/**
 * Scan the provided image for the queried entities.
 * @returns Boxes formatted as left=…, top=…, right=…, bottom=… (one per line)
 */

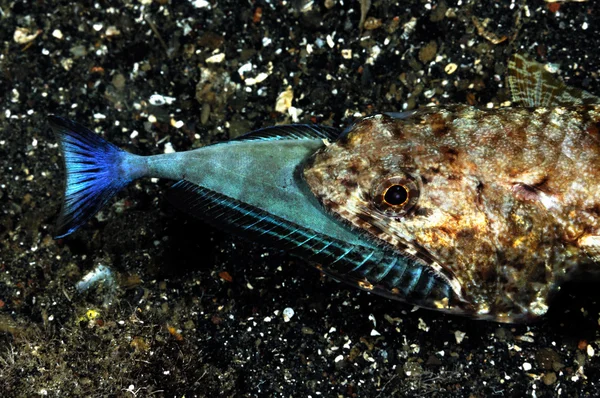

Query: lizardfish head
left=303, top=113, right=557, bottom=323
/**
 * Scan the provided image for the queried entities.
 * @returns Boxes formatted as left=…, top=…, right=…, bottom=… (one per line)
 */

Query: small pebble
left=454, top=330, right=466, bottom=344
left=275, top=87, right=294, bottom=114
left=542, top=372, right=557, bottom=386
left=445, top=63, right=458, bottom=74
left=52, top=29, right=63, bottom=40
left=201, top=103, right=211, bottom=125
left=206, top=53, right=225, bottom=64
left=282, top=307, right=294, bottom=322
left=418, top=41, right=437, bottom=63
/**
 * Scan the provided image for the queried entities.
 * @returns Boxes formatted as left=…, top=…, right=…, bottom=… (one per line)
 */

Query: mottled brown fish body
left=304, top=106, right=600, bottom=322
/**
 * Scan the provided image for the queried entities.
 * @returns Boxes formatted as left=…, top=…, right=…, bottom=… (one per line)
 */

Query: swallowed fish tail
left=49, top=116, right=145, bottom=238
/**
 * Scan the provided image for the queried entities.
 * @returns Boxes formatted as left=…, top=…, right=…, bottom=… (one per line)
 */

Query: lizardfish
left=51, top=54, right=600, bottom=323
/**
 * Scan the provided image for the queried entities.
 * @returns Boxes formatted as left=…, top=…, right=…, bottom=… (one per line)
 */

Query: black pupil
left=384, top=185, right=408, bottom=206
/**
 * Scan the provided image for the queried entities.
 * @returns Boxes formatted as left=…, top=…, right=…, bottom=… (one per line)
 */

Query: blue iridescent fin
left=49, top=116, right=137, bottom=238
left=167, top=180, right=465, bottom=310
left=233, top=124, right=340, bottom=142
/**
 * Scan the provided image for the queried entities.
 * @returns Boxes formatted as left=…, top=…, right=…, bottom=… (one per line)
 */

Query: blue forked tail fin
left=49, top=115, right=138, bottom=239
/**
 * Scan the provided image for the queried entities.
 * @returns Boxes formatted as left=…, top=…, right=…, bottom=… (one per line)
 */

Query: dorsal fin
left=233, top=124, right=340, bottom=142
left=507, top=53, right=600, bottom=107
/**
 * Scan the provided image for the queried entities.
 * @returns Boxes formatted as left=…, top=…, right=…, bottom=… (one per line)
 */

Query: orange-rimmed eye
left=372, top=175, right=419, bottom=216
left=382, top=184, right=409, bottom=206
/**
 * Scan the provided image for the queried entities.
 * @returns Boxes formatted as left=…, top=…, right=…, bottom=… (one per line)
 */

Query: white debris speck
left=93, top=113, right=106, bottom=120
left=275, top=86, right=294, bottom=114
left=334, top=355, right=344, bottom=363
left=147, top=114, right=157, bottom=123
left=263, top=316, right=272, bottom=323
left=32, top=138, right=38, bottom=147
left=246, top=282, right=254, bottom=290
left=163, top=370, right=170, bottom=375
left=326, top=34, right=335, bottom=48
left=76, top=264, right=117, bottom=307
left=262, top=37, right=272, bottom=47
left=544, top=63, right=560, bottom=74
left=288, top=106, right=302, bottom=123
left=283, top=307, right=295, bottom=322
left=418, top=318, right=429, bottom=332
left=149, top=93, right=176, bottom=106
left=582, top=22, right=589, bottom=30
left=370, top=329, right=381, bottom=336
left=517, top=335, right=535, bottom=343
left=48, top=315, right=54, bottom=321
left=190, top=0, right=210, bottom=8
left=38, top=389, right=48, bottom=396
left=171, top=120, right=184, bottom=129
left=401, top=17, right=417, bottom=39
left=366, top=45, right=381, bottom=65
left=588, top=344, right=595, bottom=357
left=11, top=88, right=19, bottom=103
left=341, top=49, right=352, bottom=59
left=163, top=142, right=175, bottom=154
left=206, top=53, right=225, bottom=64
left=130, top=131, right=139, bottom=139
left=424, top=89, right=436, bottom=99
left=238, top=62, right=253, bottom=76
left=245, top=72, right=270, bottom=86
left=52, top=29, right=63, bottom=40
left=14, top=27, right=40, bottom=44
left=93, top=23, right=103, bottom=32
left=454, top=330, right=466, bottom=344
left=61, top=57, right=74, bottom=71
left=523, top=362, right=532, bottom=371
left=445, top=63, right=458, bottom=74
left=106, top=26, right=121, bottom=36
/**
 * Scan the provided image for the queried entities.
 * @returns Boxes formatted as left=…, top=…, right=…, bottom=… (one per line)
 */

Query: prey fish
left=51, top=54, right=600, bottom=323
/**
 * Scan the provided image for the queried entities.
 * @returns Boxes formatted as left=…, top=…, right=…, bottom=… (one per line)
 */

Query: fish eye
left=372, top=175, right=419, bottom=216
left=383, top=184, right=409, bottom=206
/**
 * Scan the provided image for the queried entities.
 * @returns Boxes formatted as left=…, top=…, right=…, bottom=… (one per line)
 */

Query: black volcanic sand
left=1, top=0, right=600, bottom=396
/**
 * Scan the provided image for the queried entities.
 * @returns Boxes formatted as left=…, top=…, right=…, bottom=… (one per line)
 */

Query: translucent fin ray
left=507, top=54, right=600, bottom=107
left=233, top=124, right=340, bottom=142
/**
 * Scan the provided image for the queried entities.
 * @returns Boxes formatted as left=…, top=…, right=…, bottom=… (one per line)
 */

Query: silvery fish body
left=50, top=55, right=600, bottom=323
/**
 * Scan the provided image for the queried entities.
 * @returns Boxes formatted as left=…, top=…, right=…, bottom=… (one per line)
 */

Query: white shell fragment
left=275, top=86, right=294, bottom=114
left=206, top=53, right=225, bottom=64
left=14, top=27, right=41, bottom=44
left=149, top=94, right=176, bottom=106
